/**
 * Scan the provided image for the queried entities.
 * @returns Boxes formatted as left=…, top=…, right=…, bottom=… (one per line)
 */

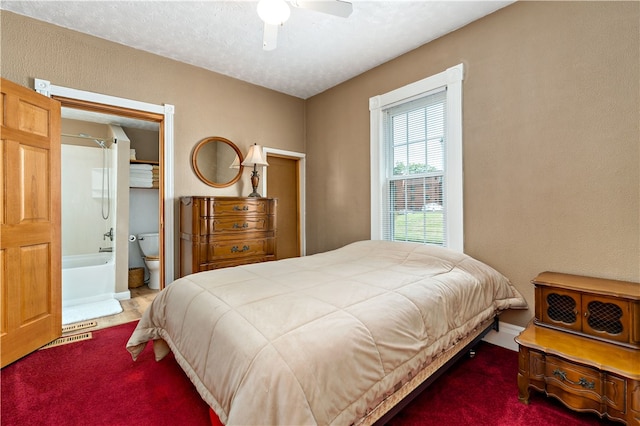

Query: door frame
left=33, top=79, right=176, bottom=285
left=262, top=147, right=306, bottom=256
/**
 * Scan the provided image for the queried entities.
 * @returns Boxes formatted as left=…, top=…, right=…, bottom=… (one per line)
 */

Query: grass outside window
left=393, top=211, right=444, bottom=245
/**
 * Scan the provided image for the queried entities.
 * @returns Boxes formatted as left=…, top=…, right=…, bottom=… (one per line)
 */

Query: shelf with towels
left=129, top=161, right=159, bottom=189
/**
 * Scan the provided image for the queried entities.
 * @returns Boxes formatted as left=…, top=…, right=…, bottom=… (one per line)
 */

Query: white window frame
left=369, top=63, right=464, bottom=251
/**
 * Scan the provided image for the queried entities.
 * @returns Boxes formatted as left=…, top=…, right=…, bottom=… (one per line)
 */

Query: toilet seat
left=145, top=255, right=159, bottom=260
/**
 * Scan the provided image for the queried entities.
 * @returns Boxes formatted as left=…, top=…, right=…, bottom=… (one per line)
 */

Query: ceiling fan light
left=257, top=0, right=291, bottom=26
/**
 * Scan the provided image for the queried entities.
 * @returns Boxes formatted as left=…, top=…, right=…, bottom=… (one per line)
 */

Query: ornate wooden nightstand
left=515, top=272, right=640, bottom=425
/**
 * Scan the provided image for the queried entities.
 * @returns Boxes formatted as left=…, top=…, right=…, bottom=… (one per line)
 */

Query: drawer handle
left=233, top=205, right=249, bottom=211
left=233, top=222, right=249, bottom=229
left=552, top=369, right=595, bottom=389
left=231, top=245, right=250, bottom=253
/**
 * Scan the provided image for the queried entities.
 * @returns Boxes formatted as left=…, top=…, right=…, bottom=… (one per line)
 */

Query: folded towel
left=129, top=170, right=153, bottom=178
left=130, top=180, right=154, bottom=188
left=130, top=163, right=153, bottom=171
left=130, top=181, right=154, bottom=188
left=130, top=176, right=154, bottom=182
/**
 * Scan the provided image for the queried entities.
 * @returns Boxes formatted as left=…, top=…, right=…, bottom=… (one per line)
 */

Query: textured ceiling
left=2, top=1, right=514, bottom=99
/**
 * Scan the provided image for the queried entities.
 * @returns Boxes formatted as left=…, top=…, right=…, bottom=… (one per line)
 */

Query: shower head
left=93, top=139, right=106, bottom=148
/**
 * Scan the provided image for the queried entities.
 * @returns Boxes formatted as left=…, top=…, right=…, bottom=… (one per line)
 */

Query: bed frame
left=365, top=316, right=500, bottom=425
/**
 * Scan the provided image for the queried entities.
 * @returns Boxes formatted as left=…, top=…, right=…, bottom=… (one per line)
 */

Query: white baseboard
left=482, top=321, right=524, bottom=352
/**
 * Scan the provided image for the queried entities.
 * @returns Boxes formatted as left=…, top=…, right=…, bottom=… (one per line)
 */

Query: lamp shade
left=242, top=144, right=269, bottom=167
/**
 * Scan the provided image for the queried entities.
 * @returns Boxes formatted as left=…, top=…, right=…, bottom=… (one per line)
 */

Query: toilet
left=137, top=232, right=160, bottom=290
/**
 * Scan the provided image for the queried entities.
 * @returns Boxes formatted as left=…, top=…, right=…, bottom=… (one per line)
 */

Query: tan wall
left=1, top=10, right=305, bottom=277
left=305, top=1, right=640, bottom=326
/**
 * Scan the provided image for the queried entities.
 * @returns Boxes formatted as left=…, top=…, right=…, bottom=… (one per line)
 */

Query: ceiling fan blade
left=291, top=1, right=353, bottom=18
left=263, top=23, right=279, bottom=51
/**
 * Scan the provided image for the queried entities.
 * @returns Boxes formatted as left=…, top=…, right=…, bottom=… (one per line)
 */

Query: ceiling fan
left=257, top=0, right=353, bottom=51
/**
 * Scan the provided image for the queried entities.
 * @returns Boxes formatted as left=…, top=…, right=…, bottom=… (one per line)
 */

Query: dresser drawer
left=198, top=238, right=275, bottom=262
left=199, top=199, right=271, bottom=216
left=200, top=256, right=274, bottom=271
left=199, top=216, right=274, bottom=234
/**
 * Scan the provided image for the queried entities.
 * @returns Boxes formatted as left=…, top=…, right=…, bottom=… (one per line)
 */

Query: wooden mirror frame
left=191, top=136, right=244, bottom=188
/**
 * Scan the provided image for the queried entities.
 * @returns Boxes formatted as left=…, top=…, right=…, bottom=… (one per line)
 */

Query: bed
left=126, top=240, right=527, bottom=425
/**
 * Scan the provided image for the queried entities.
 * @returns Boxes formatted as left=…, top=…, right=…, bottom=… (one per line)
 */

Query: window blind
left=381, top=89, right=447, bottom=246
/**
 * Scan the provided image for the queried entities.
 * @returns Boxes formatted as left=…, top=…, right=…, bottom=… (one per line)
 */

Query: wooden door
left=266, top=155, right=300, bottom=259
left=1, top=78, right=62, bottom=367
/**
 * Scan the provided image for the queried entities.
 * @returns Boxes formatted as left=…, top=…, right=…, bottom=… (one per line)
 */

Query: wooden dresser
left=180, top=196, right=277, bottom=276
left=515, top=272, right=640, bottom=425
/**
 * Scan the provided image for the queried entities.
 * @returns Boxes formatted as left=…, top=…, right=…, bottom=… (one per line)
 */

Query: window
left=369, top=64, right=464, bottom=251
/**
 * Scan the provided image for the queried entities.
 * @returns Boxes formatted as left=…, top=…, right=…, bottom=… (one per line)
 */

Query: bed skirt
left=360, top=317, right=498, bottom=426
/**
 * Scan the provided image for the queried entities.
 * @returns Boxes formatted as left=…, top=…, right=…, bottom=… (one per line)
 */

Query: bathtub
left=62, top=252, right=116, bottom=307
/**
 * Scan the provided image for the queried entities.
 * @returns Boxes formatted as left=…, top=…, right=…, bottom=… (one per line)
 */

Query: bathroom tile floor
left=64, top=285, right=159, bottom=334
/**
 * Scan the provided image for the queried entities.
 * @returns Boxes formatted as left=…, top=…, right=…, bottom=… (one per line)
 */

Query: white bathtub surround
left=62, top=299, right=123, bottom=325
left=62, top=253, right=116, bottom=307
left=61, top=144, right=115, bottom=255
left=61, top=252, right=130, bottom=325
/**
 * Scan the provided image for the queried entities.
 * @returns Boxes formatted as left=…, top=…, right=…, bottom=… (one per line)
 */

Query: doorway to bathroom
left=60, top=111, right=161, bottom=324
left=34, top=78, right=175, bottom=324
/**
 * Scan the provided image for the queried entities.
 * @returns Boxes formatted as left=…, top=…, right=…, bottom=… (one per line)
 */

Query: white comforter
left=127, top=240, right=526, bottom=425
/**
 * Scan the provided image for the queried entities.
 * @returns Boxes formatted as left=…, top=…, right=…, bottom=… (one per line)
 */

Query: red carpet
left=387, top=341, right=616, bottom=426
left=2, top=321, right=616, bottom=425
left=1, top=321, right=210, bottom=426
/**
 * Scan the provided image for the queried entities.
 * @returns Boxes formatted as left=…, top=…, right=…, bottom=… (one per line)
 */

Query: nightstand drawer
left=544, top=355, right=627, bottom=414
left=545, top=356, right=602, bottom=404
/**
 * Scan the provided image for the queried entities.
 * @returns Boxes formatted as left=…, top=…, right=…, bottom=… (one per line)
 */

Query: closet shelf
left=130, top=159, right=159, bottom=165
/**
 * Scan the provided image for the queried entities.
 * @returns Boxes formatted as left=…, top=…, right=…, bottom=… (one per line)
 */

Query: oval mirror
left=191, top=136, right=244, bottom=188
